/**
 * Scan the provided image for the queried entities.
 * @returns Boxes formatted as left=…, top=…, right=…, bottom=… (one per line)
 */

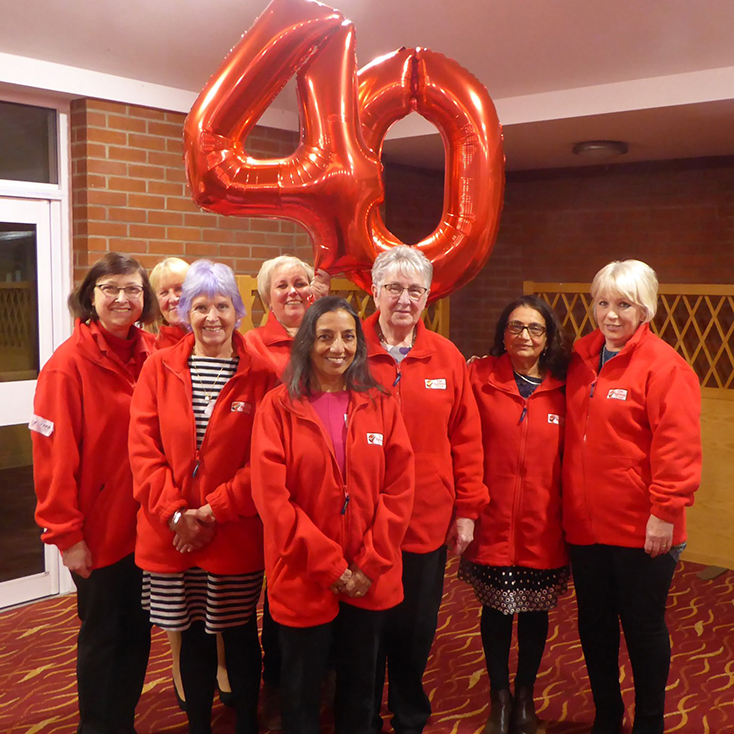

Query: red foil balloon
left=184, top=0, right=504, bottom=302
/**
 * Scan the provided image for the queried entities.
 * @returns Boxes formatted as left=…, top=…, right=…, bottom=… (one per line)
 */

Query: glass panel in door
left=0, top=198, right=59, bottom=608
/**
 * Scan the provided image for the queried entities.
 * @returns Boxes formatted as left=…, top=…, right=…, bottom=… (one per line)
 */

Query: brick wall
left=69, top=99, right=734, bottom=358
left=70, top=98, right=311, bottom=283
left=382, top=157, right=734, bottom=357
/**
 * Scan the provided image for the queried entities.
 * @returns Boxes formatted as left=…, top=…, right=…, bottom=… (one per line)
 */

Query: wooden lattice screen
left=524, top=282, right=734, bottom=390
left=0, top=283, right=33, bottom=349
left=235, top=276, right=450, bottom=338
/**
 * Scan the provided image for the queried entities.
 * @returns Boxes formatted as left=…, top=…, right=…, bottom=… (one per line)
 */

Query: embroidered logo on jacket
left=425, top=378, right=447, bottom=389
left=231, top=401, right=252, bottom=413
left=607, top=389, right=628, bottom=401
left=29, top=414, right=54, bottom=437
left=367, top=433, right=384, bottom=446
left=548, top=414, right=561, bottom=424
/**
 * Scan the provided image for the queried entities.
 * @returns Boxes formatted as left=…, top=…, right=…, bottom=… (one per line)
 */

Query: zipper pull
left=393, top=370, right=401, bottom=387
left=341, top=493, right=350, bottom=515
left=519, top=405, right=527, bottom=423
left=192, top=460, right=200, bottom=478
left=590, top=381, right=596, bottom=398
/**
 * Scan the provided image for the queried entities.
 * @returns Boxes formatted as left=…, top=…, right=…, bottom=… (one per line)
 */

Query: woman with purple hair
left=130, top=259, right=276, bottom=734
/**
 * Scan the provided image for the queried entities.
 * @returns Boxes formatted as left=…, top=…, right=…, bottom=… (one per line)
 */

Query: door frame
left=0, top=89, right=74, bottom=608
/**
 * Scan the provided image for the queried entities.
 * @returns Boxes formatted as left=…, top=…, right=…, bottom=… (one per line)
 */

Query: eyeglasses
left=506, top=321, right=546, bottom=337
left=381, top=283, right=429, bottom=301
left=95, top=284, right=144, bottom=298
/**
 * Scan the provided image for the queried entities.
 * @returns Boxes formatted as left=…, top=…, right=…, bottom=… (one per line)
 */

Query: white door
left=0, top=196, right=64, bottom=608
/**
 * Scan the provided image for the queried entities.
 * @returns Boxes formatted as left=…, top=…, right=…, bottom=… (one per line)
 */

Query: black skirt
left=459, top=558, right=569, bottom=614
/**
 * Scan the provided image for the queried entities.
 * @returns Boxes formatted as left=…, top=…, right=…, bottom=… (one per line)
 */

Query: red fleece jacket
left=563, top=325, right=701, bottom=547
left=251, top=385, right=415, bottom=627
left=32, top=320, right=155, bottom=569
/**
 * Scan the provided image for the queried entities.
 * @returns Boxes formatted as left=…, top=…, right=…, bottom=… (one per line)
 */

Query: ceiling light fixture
left=572, top=140, right=629, bottom=159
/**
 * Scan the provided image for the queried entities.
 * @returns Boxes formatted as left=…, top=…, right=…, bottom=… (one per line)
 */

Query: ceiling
left=2, top=0, right=734, bottom=171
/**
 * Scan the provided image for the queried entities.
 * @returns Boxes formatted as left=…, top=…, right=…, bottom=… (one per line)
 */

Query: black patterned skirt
left=459, top=558, right=569, bottom=614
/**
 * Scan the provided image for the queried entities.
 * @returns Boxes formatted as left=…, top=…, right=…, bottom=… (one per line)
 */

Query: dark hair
left=68, top=252, right=158, bottom=325
left=489, top=295, right=570, bottom=379
left=284, top=296, right=384, bottom=399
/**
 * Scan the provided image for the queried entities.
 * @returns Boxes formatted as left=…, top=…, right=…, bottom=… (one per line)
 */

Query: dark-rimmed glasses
left=506, top=321, right=546, bottom=337
left=95, top=284, right=144, bottom=298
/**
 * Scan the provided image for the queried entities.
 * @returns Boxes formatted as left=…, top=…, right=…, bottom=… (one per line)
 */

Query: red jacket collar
left=75, top=319, right=153, bottom=367
left=474, top=352, right=564, bottom=395
left=161, top=330, right=254, bottom=378
left=261, top=311, right=294, bottom=348
left=575, top=323, right=651, bottom=371
left=364, top=311, right=434, bottom=360
left=275, top=383, right=375, bottom=420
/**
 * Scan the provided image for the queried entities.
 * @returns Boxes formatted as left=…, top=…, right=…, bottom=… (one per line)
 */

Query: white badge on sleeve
left=425, top=378, right=447, bottom=390
left=607, top=389, right=628, bottom=401
left=29, top=414, right=54, bottom=437
left=367, top=433, right=384, bottom=446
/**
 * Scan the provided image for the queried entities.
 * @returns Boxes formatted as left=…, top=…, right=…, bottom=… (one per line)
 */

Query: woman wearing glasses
left=460, top=295, right=570, bottom=734
left=364, top=246, right=488, bottom=734
left=32, top=252, right=157, bottom=733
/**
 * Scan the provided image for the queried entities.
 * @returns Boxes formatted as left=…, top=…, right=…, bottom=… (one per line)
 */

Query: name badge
left=231, top=401, right=252, bottom=413
left=425, top=378, right=447, bottom=390
left=367, top=433, right=384, bottom=446
left=548, top=414, right=560, bottom=425
left=29, top=414, right=54, bottom=437
left=607, top=389, right=628, bottom=401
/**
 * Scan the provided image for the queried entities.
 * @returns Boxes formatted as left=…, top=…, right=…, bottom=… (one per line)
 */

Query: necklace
left=513, top=370, right=543, bottom=385
left=190, top=357, right=230, bottom=418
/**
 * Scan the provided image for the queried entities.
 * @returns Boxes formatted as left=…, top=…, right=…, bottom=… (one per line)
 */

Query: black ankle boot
left=510, top=686, right=538, bottom=734
left=484, top=689, right=513, bottom=734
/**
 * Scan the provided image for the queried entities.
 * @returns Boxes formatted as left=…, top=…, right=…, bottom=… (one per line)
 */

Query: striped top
left=189, top=355, right=238, bottom=448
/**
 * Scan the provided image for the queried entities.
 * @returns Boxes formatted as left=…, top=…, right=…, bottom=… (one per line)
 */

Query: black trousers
left=179, top=617, right=261, bottom=734
left=569, top=544, right=678, bottom=734
left=480, top=606, right=549, bottom=692
left=373, top=546, right=447, bottom=734
left=72, top=554, right=151, bottom=734
left=279, top=602, right=385, bottom=734
left=262, top=591, right=282, bottom=688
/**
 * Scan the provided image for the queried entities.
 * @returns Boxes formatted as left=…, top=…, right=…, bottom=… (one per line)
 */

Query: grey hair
left=178, top=259, right=246, bottom=328
left=591, top=259, right=659, bottom=322
left=371, top=245, right=433, bottom=291
left=257, top=255, right=314, bottom=307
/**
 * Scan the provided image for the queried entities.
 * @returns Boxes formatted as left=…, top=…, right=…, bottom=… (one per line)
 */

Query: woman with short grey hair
left=365, top=245, right=488, bottom=733
left=564, top=259, right=701, bottom=734
left=130, top=259, right=276, bottom=734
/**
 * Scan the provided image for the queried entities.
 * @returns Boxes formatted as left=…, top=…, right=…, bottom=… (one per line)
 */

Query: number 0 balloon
left=184, top=0, right=504, bottom=301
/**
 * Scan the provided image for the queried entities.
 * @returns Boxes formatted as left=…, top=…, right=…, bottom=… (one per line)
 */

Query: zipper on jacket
left=192, top=457, right=200, bottom=478
left=509, top=397, right=531, bottom=562
left=590, top=380, right=597, bottom=398
left=341, top=493, right=350, bottom=514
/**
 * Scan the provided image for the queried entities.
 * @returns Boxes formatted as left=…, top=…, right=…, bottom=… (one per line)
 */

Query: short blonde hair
left=257, top=255, right=314, bottom=307
left=149, top=257, right=189, bottom=292
left=591, top=259, right=659, bottom=322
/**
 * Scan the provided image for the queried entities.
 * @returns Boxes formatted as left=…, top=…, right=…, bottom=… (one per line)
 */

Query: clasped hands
left=330, top=563, right=371, bottom=598
left=169, top=504, right=216, bottom=553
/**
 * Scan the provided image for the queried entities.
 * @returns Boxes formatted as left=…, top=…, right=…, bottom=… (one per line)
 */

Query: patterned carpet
left=1, top=557, right=732, bottom=733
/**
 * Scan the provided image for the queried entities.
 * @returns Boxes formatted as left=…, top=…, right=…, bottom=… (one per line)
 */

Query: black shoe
left=173, top=679, right=187, bottom=712
left=510, top=686, right=538, bottom=734
left=218, top=683, right=236, bottom=707
left=484, top=689, right=513, bottom=734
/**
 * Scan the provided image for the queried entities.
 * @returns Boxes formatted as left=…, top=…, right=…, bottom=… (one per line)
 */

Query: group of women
left=31, top=247, right=701, bottom=734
